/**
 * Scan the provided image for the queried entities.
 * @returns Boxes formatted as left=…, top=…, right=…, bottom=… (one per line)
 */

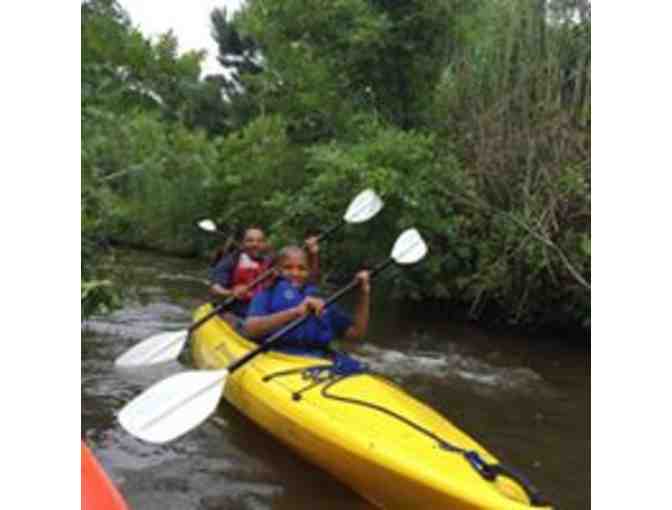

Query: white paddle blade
left=343, top=189, right=384, bottom=224
left=114, top=330, right=189, bottom=367
left=198, top=219, right=217, bottom=232
left=391, top=228, right=428, bottom=265
left=118, top=368, right=229, bottom=444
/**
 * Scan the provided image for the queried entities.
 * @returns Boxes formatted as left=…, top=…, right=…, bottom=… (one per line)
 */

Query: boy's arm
left=305, top=236, right=320, bottom=284
left=345, top=271, right=370, bottom=340
left=245, top=308, right=302, bottom=339
left=244, top=296, right=325, bottom=339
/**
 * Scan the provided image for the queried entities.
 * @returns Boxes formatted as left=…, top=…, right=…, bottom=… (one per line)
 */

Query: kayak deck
left=191, top=303, right=551, bottom=510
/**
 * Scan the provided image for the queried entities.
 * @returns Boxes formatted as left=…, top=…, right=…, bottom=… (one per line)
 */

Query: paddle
left=114, top=189, right=384, bottom=367
left=196, top=219, right=221, bottom=235
left=118, top=228, right=427, bottom=444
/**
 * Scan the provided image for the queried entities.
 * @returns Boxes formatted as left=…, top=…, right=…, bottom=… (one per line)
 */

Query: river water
left=82, top=249, right=589, bottom=510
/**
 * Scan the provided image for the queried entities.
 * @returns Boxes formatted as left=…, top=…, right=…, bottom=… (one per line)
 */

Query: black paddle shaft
left=188, top=268, right=276, bottom=334
left=227, top=257, right=394, bottom=374
left=317, top=220, right=345, bottom=241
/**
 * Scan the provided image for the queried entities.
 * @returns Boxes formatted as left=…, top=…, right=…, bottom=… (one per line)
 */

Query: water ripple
left=82, top=302, right=192, bottom=349
left=356, top=344, right=553, bottom=397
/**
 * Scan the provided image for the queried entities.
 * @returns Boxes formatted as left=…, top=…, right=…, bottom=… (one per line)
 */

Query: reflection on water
left=82, top=249, right=589, bottom=510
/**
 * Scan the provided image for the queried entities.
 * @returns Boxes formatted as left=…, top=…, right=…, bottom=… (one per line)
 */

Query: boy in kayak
left=244, top=245, right=370, bottom=356
left=209, top=227, right=320, bottom=318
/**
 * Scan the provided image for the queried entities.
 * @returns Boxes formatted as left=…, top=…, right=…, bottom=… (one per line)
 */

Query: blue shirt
left=247, top=279, right=352, bottom=355
left=209, top=253, right=237, bottom=288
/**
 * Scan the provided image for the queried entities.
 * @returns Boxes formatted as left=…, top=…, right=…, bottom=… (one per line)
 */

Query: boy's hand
left=294, top=296, right=325, bottom=317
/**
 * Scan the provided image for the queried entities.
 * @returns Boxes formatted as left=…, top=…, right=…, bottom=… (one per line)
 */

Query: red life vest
left=231, top=252, right=272, bottom=302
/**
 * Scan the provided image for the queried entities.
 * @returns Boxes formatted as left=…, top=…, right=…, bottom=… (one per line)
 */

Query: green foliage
left=81, top=278, right=120, bottom=318
left=206, top=115, right=306, bottom=227
left=80, top=0, right=590, bottom=330
left=258, top=116, right=469, bottom=293
left=426, top=0, right=591, bottom=327
left=81, top=0, right=224, bottom=317
left=234, top=0, right=453, bottom=132
left=83, top=106, right=222, bottom=252
left=210, top=7, right=262, bottom=98
left=82, top=113, right=121, bottom=318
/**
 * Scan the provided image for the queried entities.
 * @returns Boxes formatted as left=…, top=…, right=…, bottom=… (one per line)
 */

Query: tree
left=211, top=7, right=263, bottom=94
left=232, top=0, right=453, bottom=133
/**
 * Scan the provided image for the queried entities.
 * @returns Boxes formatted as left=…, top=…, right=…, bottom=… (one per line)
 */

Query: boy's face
left=279, top=251, right=309, bottom=287
left=242, top=228, right=265, bottom=258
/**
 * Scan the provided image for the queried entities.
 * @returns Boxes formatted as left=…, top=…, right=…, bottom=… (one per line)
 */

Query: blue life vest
left=248, top=278, right=351, bottom=352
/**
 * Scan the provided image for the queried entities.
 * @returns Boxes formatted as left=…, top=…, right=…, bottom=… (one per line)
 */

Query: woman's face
left=279, top=250, right=309, bottom=287
left=242, top=228, right=265, bottom=258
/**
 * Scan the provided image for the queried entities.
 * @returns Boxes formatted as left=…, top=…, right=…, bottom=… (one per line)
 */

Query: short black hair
left=276, top=245, right=306, bottom=263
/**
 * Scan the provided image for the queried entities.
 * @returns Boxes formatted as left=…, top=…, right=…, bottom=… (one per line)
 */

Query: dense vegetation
left=82, top=0, right=590, bottom=330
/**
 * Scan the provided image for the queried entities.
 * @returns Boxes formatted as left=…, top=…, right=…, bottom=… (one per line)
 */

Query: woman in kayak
left=244, top=245, right=370, bottom=356
left=209, top=226, right=272, bottom=318
left=209, top=228, right=321, bottom=319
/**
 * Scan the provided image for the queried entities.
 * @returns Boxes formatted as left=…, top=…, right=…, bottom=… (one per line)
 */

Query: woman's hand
left=355, top=270, right=371, bottom=295
left=293, top=296, right=325, bottom=318
left=305, top=236, right=320, bottom=256
left=232, top=284, right=250, bottom=300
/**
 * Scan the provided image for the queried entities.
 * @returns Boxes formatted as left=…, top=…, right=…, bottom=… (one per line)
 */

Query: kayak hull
left=191, top=304, right=550, bottom=510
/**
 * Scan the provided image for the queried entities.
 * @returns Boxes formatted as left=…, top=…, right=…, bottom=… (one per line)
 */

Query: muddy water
left=82, top=249, right=589, bottom=510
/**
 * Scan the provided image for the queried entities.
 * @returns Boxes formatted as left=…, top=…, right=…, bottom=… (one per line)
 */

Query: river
left=82, top=249, right=589, bottom=509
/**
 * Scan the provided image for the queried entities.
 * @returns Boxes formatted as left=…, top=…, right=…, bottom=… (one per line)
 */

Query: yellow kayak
left=191, top=303, right=552, bottom=510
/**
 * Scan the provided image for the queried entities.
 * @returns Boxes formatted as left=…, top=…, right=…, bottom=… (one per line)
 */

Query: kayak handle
left=463, top=451, right=549, bottom=507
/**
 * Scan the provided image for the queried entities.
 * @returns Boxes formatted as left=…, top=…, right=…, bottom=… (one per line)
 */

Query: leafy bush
left=80, top=0, right=590, bottom=329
